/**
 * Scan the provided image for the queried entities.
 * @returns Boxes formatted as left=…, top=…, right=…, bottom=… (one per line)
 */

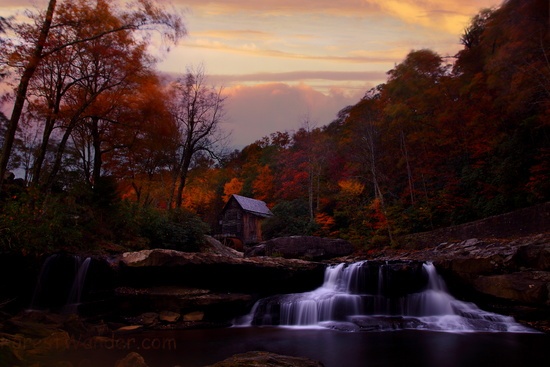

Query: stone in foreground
left=206, top=351, right=325, bottom=367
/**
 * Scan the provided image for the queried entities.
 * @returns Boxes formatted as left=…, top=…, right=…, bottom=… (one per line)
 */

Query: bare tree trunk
left=90, top=116, right=102, bottom=185
left=363, top=120, right=394, bottom=245
left=0, top=0, right=57, bottom=190
left=31, top=111, right=57, bottom=186
left=167, top=153, right=183, bottom=209
left=175, top=150, right=192, bottom=208
left=44, top=118, right=79, bottom=191
left=400, top=130, right=415, bottom=205
left=308, top=162, right=314, bottom=222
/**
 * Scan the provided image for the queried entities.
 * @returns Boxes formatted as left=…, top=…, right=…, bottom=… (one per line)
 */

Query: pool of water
left=56, top=327, right=549, bottom=367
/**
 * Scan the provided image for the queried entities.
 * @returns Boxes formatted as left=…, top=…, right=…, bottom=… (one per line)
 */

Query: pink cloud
left=222, top=82, right=365, bottom=147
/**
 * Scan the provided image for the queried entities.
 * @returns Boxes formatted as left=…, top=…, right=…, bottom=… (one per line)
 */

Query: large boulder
left=473, top=271, right=550, bottom=305
left=245, top=236, right=354, bottom=260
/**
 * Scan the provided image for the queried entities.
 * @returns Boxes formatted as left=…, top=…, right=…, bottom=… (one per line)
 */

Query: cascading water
left=239, top=261, right=535, bottom=333
left=63, top=257, right=92, bottom=314
left=29, top=254, right=60, bottom=310
left=29, top=254, right=92, bottom=314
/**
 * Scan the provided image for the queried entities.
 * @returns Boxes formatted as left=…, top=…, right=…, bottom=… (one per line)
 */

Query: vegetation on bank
left=0, top=0, right=548, bottom=253
left=0, top=178, right=208, bottom=253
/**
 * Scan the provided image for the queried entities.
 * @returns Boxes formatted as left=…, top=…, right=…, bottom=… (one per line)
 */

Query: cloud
left=192, top=29, right=273, bottom=41
left=174, top=0, right=501, bottom=33
left=182, top=39, right=401, bottom=64
left=210, top=70, right=387, bottom=86
left=222, top=82, right=364, bottom=147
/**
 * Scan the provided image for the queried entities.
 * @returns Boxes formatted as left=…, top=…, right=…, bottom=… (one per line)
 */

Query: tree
left=223, top=177, right=243, bottom=202
left=168, top=66, right=227, bottom=208
left=0, top=0, right=185, bottom=190
left=104, top=77, right=177, bottom=208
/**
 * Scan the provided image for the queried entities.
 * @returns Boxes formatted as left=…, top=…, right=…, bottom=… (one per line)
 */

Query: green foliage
left=262, top=199, right=318, bottom=239
left=0, top=191, right=85, bottom=252
left=136, top=206, right=209, bottom=252
left=0, top=179, right=209, bottom=254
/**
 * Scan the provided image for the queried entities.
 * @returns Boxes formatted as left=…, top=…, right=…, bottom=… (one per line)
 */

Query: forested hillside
left=0, top=0, right=548, bottom=251
left=207, top=0, right=549, bottom=246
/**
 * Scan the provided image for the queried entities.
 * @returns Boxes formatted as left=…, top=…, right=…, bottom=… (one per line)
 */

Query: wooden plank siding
left=220, top=195, right=272, bottom=245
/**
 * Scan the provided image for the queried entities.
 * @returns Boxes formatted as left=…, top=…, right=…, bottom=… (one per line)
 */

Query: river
left=59, top=326, right=549, bottom=367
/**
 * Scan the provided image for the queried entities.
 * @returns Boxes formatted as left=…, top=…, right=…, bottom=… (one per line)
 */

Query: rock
left=474, top=271, right=550, bottom=304
left=201, top=236, right=243, bottom=258
left=159, top=311, right=181, bottom=323
left=246, top=236, right=354, bottom=260
left=115, top=286, right=253, bottom=320
left=116, top=249, right=326, bottom=295
left=137, top=312, right=158, bottom=326
left=183, top=311, right=204, bottom=321
left=115, top=352, right=149, bottom=367
left=206, top=351, right=325, bottom=367
left=115, top=325, right=143, bottom=332
left=516, top=241, right=550, bottom=271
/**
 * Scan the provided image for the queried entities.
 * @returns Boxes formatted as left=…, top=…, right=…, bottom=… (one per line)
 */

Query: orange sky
left=1, top=0, right=503, bottom=147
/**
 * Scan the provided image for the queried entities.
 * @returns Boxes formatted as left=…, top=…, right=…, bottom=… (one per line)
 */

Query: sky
left=1, top=0, right=503, bottom=148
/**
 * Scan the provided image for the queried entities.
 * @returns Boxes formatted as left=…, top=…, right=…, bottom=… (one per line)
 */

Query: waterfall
left=29, top=254, right=59, bottom=310
left=29, top=255, right=91, bottom=314
left=239, top=261, right=534, bottom=333
left=63, top=257, right=92, bottom=314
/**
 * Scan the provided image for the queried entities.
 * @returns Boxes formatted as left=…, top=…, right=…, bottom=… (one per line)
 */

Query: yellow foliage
left=338, top=179, right=364, bottom=196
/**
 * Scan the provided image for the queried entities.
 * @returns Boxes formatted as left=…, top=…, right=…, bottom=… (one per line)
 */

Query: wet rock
left=246, top=236, right=354, bottom=260
left=183, top=311, right=204, bottom=321
left=516, top=242, right=550, bottom=271
left=116, top=249, right=326, bottom=295
left=137, top=312, right=158, bottom=326
left=0, top=330, right=71, bottom=366
left=159, top=311, right=180, bottom=323
left=115, top=325, right=143, bottom=332
left=350, top=316, right=425, bottom=331
left=205, top=351, right=325, bottom=367
left=115, top=352, right=149, bottom=367
left=115, top=286, right=253, bottom=320
left=474, top=271, right=550, bottom=304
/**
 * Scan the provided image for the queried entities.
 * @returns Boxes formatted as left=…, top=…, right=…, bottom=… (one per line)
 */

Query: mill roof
left=228, top=194, right=273, bottom=217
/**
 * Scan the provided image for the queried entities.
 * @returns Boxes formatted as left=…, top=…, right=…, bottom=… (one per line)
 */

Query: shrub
left=136, top=207, right=209, bottom=252
left=262, top=199, right=318, bottom=239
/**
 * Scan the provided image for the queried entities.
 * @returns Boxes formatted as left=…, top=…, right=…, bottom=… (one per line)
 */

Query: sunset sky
left=2, top=0, right=503, bottom=147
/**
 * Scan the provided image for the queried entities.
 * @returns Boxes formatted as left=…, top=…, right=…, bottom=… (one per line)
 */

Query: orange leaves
left=252, top=165, right=275, bottom=204
left=366, top=198, right=388, bottom=231
left=314, top=212, right=337, bottom=237
left=338, top=179, right=364, bottom=197
left=223, top=178, right=243, bottom=203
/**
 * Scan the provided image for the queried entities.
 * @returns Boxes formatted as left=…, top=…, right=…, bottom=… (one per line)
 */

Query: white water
left=239, top=261, right=535, bottom=333
left=29, top=255, right=92, bottom=313
left=64, top=257, right=92, bottom=314
left=29, top=254, right=59, bottom=310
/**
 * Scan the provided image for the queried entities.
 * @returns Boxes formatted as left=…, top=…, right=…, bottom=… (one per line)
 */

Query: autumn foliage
left=215, top=0, right=549, bottom=247
left=0, top=0, right=548, bottom=252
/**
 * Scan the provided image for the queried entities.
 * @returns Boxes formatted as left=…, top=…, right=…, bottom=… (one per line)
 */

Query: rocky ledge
left=107, top=245, right=326, bottom=323
left=114, top=247, right=325, bottom=294
left=245, top=236, right=354, bottom=260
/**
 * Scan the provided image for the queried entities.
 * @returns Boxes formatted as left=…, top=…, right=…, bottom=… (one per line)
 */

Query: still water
left=61, top=327, right=549, bottom=367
